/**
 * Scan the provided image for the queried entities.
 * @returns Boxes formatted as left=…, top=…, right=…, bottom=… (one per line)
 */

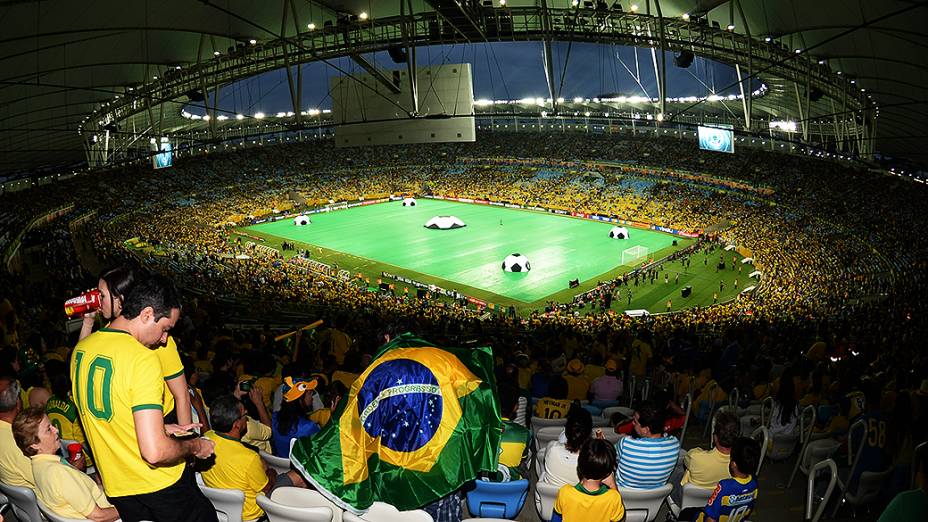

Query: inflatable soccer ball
left=424, top=216, right=466, bottom=229
left=502, top=253, right=531, bottom=272
left=294, top=215, right=310, bottom=226
left=608, top=226, right=629, bottom=239
left=402, top=197, right=417, bottom=207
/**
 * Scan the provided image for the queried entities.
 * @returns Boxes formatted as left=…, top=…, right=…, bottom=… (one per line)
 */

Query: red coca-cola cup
left=64, top=289, right=102, bottom=318
left=67, top=442, right=82, bottom=461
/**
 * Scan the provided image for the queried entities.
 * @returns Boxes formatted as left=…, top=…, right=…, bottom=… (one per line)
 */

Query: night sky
left=191, top=42, right=747, bottom=115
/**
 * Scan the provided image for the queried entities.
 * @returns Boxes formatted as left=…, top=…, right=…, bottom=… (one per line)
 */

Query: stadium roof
left=1, top=0, right=925, bottom=177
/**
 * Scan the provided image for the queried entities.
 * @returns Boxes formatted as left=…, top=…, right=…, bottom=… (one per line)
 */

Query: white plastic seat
left=533, top=480, right=560, bottom=521
left=750, top=426, right=769, bottom=475
left=534, top=426, right=563, bottom=456
left=805, top=459, right=838, bottom=522
left=843, top=467, right=894, bottom=514
left=594, top=427, right=621, bottom=444
left=260, top=450, right=292, bottom=475
left=341, top=501, right=433, bottom=522
left=830, top=418, right=867, bottom=518
left=36, top=498, right=93, bottom=522
left=257, top=493, right=333, bottom=522
left=530, top=416, right=567, bottom=429
left=271, top=486, right=344, bottom=522
left=199, top=484, right=245, bottom=522
left=601, top=406, right=635, bottom=425
left=678, top=393, right=692, bottom=444
left=785, top=405, right=818, bottom=486
left=617, top=484, right=673, bottom=522
left=680, top=483, right=714, bottom=511
left=912, top=441, right=927, bottom=489
left=0, top=481, right=44, bottom=522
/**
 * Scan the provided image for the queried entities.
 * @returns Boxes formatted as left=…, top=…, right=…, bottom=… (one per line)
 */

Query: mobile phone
left=239, top=380, right=254, bottom=392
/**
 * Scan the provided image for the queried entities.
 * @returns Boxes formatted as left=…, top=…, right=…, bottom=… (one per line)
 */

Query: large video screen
left=152, top=141, right=173, bottom=169
left=697, top=124, right=734, bottom=154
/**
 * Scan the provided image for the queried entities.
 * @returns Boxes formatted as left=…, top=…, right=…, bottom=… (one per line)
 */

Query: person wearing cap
left=564, top=359, right=591, bottom=401
left=590, top=360, right=623, bottom=406
left=202, top=396, right=307, bottom=522
left=271, top=376, right=320, bottom=457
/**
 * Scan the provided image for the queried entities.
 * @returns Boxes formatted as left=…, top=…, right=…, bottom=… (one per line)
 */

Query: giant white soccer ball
left=424, top=216, right=466, bottom=229
left=294, top=215, right=310, bottom=226
left=608, top=226, right=629, bottom=239
left=502, top=253, right=531, bottom=272
left=402, top=197, right=417, bottom=207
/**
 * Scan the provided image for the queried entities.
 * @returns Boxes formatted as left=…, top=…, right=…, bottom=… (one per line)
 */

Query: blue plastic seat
left=466, top=479, right=529, bottom=519
left=581, top=404, right=603, bottom=416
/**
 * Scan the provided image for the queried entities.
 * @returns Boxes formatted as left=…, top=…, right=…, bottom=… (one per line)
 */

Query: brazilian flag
left=291, top=333, right=503, bottom=512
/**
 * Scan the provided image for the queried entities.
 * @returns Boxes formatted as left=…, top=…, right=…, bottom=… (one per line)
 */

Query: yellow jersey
left=46, top=394, right=93, bottom=467
left=156, top=335, right=185, bottom=416
left=30, top=454, right=113, bottom=519
left=535, top=398, right=572, bottom=419
left=554, top=483, right=625, bottom=522
left=202, top=431, right=269, bottom=521
left=0, top=420, right=35, bottom=487
left=71, top=327, right=185, bottom=497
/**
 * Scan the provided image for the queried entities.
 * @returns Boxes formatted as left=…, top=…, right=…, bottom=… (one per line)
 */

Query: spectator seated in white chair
left=678, top=437, right=760, bottom=522
left=201, top=395, right=308, bottom=522
left=12, top=407, right=119, bottom=522
left=670, top=411, right=741, bottom=507
left=542, top=405, right=593, bottom=487
left=615, top=401, right=680, bottom=489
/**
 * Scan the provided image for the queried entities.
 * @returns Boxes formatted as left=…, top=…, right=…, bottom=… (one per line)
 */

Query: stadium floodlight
left=630, top=4, right=639, bottom=12
left=764, top=37, right=772, bottom=42
left=254, top=112, right=265, bottom=119
left=499, top=0, right=506, bottom=5
left=307, top=23, right=315, bottom=30
left=682, top=13, right=690, bottom=21
left=571, top=0, right=579, bottom=6
left=727, top=24, right=735, bottom=31
left=249, top=39, right=257, bottom=45
left=152, top=75, right=158, bottom=80
left=359, top=12, right=368, bottom=20
left=794, top=49, right=802, bottom=54
left=213, top=51, right=220, bottom=56
left=236, top=114, right=244, bottom=120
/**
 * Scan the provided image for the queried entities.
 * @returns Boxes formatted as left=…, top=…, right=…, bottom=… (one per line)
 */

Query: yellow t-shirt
left=202, top=431, right=269, bottom=521
left=46, top=394, right=94, bottom=467
left=308, top=408, right=333, bottom=428
left=554, top=483, right=625, bottom=521
left=241, top=417, right=272, bottom=454
left=46, top=395, right=85, bottom=443
left=629, top=339, right=652, bottom=377
left=682, top=447, right=731, bottom=488
left=255, top=376, right=282, bottom=409
left=563, top=374, right=591, bottom=401
left=534, top=398, right=571, bottom=419
left=156, top=335, right=185, bottom=417
left=331, top=370, right=359, bottom=390
left=30, top=453, right=113, bottom=519
left=0, top=420, right=35, bottom=487
left=71, top=327, right=185, bottom=497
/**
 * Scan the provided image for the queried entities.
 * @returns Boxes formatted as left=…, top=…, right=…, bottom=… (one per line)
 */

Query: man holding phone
left=70, top=275, right=217, bottom=522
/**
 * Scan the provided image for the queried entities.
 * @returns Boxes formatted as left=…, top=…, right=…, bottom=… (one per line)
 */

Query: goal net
left=621, top=245, right=650, bottom=265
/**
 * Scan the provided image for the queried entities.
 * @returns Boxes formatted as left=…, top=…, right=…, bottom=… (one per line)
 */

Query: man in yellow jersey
left=70, top=275, right=217, bottom=522
left=202, top=395, right=307, bottom=522
left=0, top=377, right=35, bottom=487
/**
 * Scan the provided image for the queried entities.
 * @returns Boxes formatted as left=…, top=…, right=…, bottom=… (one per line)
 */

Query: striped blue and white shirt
left=615, top=435, right=681, bottom=489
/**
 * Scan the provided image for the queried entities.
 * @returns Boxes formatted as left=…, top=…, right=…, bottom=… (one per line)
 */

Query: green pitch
left=245, top=199, right=691, bottom=303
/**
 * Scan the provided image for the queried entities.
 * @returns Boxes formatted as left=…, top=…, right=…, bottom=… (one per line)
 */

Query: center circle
left=356, top=358, right=443, bottom=452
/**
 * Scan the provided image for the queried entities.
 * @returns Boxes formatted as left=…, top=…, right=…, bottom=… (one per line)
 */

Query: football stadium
left=1, top=2, right=926, bottom=522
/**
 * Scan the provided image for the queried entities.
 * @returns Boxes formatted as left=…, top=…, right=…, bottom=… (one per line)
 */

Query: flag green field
left=245, top=199, right=690, bottom=303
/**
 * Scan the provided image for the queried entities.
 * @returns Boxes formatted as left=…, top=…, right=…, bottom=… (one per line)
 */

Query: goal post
left=621, top=245, right=650, bottom=265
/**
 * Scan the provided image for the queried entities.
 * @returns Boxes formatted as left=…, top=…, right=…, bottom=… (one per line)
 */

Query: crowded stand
left=1, top=131, right=927, bottom=522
